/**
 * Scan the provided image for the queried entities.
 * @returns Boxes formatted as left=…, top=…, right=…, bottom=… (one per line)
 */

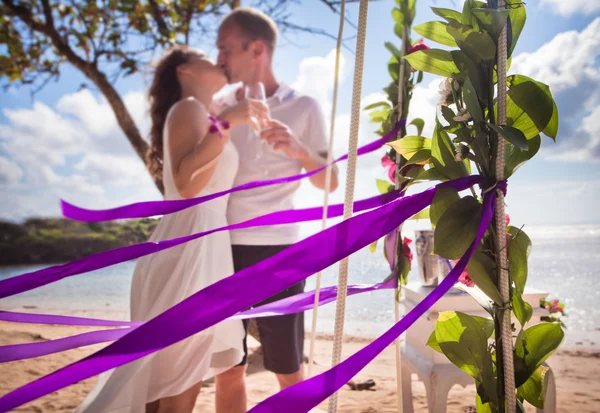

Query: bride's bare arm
left=166, top=99, right=228, bottom=199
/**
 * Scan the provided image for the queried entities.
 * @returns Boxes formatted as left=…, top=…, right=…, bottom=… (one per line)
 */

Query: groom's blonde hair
left=220, top=7, right=278, bottom=54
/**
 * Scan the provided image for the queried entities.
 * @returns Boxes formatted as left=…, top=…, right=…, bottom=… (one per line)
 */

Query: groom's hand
left=260, top=119, right=309, bottom=160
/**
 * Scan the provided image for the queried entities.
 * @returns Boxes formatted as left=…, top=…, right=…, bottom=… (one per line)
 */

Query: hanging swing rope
left=391, top=19, right=410, bottom=413
left=307, top=0, right=346, bottom=379
left=327, top=0, right=369, bottom=411
left=496, top=1, right=516, bottom=412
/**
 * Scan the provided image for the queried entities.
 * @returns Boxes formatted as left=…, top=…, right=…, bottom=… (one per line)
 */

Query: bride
left=74, top=45, right=268, bottom=413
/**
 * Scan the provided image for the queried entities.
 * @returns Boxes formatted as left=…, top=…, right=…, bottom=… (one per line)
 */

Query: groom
left=214, top=7, right=339, bottom=413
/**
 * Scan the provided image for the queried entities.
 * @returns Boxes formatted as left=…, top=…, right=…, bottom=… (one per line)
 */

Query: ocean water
left=1, top=224, right=599, bottom=345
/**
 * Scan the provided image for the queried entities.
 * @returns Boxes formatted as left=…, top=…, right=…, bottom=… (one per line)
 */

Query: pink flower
left=402, top=237, right=413, bottom=266
left=458, top=267, right=475, bottom=287
left=505, top=214, right=510, bottom=226
left=408, top=39, right=430, bottom=55
left=384, top=229, right=413, bottom=271
left=381, top=153, right=396, bottom=183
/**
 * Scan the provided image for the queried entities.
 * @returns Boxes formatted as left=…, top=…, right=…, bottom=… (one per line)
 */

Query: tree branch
left=148, top=0, right=171, bottom=40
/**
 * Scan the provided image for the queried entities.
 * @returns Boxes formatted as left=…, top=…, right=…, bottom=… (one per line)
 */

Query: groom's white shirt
left=216, top=83, right=329, bottom=245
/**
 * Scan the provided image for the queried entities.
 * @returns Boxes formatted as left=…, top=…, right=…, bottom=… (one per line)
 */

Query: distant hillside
left=0, top=218, right=159, bottom=265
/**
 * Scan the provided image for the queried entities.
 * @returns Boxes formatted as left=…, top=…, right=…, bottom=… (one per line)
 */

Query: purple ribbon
left=0, top=279, right=395, bottom=363
left=0, top=175, right=481, bottom=411
left=248, top=189, right=495, bottom=413
left=60, top=124, right=402, bottom=222
left=0, top=189, right=403, bottom=299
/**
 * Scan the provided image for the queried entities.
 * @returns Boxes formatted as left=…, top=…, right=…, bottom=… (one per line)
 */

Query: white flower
left=453, top=109, right=472, bottom=122
left=438, top=78, right=454, bottom=106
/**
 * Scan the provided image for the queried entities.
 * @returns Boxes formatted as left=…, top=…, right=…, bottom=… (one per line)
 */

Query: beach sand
left=1, top=321, right=599, bottom=412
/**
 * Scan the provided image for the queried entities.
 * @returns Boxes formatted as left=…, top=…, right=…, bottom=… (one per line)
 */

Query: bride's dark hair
left=146, top=45, right=204, bottom=179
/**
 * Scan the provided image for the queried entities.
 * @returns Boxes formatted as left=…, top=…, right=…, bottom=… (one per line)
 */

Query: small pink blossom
left=384, top=229, right=413, bottom=271
left=458, top=267, right=475, bottom=287
left=408, top=39, right=430, bottom=55
left=381, top=153, right=396, bottom=183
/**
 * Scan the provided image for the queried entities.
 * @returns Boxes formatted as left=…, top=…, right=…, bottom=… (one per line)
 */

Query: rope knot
left=480, top=178, right=508, bottom=196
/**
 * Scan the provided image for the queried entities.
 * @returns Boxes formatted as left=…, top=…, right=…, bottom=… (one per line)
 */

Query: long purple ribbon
left=0, top=175, right=481, bottom=411
left=248, top=189, right=495, bottom=413
left=0, top=279, right=395, bottom=363
left=0, top=189, right=402, bottom=299
left=61, top=125, right=402, bottom=222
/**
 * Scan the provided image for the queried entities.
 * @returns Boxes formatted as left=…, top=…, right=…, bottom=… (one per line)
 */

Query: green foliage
left=0, top=217, right=158, bottom=265
left=402, top=1, right=565, bottom=411
left=434, top=195, right=481, bottom=259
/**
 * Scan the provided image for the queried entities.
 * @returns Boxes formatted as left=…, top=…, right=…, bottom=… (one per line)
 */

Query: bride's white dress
left=74, top=107, right=244, bottom=412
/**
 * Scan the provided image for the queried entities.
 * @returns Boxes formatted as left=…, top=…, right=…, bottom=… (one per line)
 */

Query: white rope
left=392, top=19, right=410, bottom=413
left=327, top=0, right=369, bottom=411
left=496, top=1, right=516, bottom=412
left=307, top=0, right=346, bottom=378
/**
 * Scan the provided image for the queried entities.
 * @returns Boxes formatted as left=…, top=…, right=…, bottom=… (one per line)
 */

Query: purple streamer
left=248, top=190, right=496, bottom=413
left=0, top=328, right=135, bottom=363
left=0, top=175, right=481, bottom=411
left=0, top=312, right=136, bottom=327
left=0, top=279, right=395, bottom=363
left=61, top=125, right=402, bottom=222
left=0, top=190, right=402, bottom=299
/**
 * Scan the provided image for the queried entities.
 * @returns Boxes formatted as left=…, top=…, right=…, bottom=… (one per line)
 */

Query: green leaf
left=404, top=49, right=461, bottom=78
left=489, top=124, right=528, bottom=150
left=467, top=250, right=503, bottom=306
left=515, top=323, right=564, bottom=387
left=430, top=186, right=460, bottom=227
left=364, top=101, right=391, bottom=111
left=470, top=314, right=495, bottom=338
left=434, top=196, right=481, bottom=259
left=451, top=50, right=485, bottom=96
left=476, top=394, right=496, bottom=413
left=369, top=238, right=379, bottom=253
left=410, top=208, right=430, bottom=220
left=434, top=311, right=497, bottom=403
left=409, top=118, right=425, bottom=136
left=385, top=41, right=403, bottom=60
left=461, top=0, right=479, bottom=30
left=413, top=21, right=458, bottom=47
left=507, top=75, right=558, bottom=140
left=505, top=135, right=541, bottom=179
left=508, top=226, right=532, bottom=294
left=503, top=78, right=554, bottom=140
left=431, top=121, right=469, bottom=180
left=463, top=77, right=484, bottom=122
left=415, top=167, right=447, bottom=182
left=446, top=20, right=496, bottom=63
left=392, top=7, right=404, bottom=24
left=376, top=179, right=394, bottom=194
left=427, top=330, right=443, bottom=353
left=387, top=136, right=431, bottom=158
left=472, top=8, right=510, bottom=40
left=435, top=311, right=489, bottom=378
left=369, top=107, right=390, bottom=123
left=405, top=148, right=431, bottom=166
left=517, top=365, right=549, bottom=409
left=508, top=4, right=526, bottom=57
left=389, top=60, right=400, bottom=82
left=512, top=291, right=533, bottom=328
left=441, top=105, right=457, bottom=126
left=431, top=7, right=462, bottom=23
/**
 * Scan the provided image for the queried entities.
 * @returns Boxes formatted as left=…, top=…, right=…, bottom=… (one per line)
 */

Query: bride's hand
left=219, top=99, right=269, bottom=129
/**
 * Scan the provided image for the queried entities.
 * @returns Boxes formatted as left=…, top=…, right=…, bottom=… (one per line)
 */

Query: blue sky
left=0, top=0, right=598, bottom=226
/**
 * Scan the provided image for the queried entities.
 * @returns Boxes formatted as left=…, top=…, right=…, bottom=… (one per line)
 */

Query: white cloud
left=540, top=0, right=600, bottom=17
left=510, top=18, right=600, bottom=162
left=0, top=89, right=159, bottom=221
left=0, top=156, right=23, bottom=185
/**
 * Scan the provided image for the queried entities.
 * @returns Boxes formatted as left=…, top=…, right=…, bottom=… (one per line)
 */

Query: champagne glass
left=244, top=82, right=271, bottom=167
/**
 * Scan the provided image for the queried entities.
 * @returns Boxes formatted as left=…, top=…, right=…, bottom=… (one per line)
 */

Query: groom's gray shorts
left=232, top=244, right=305, bottom=375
